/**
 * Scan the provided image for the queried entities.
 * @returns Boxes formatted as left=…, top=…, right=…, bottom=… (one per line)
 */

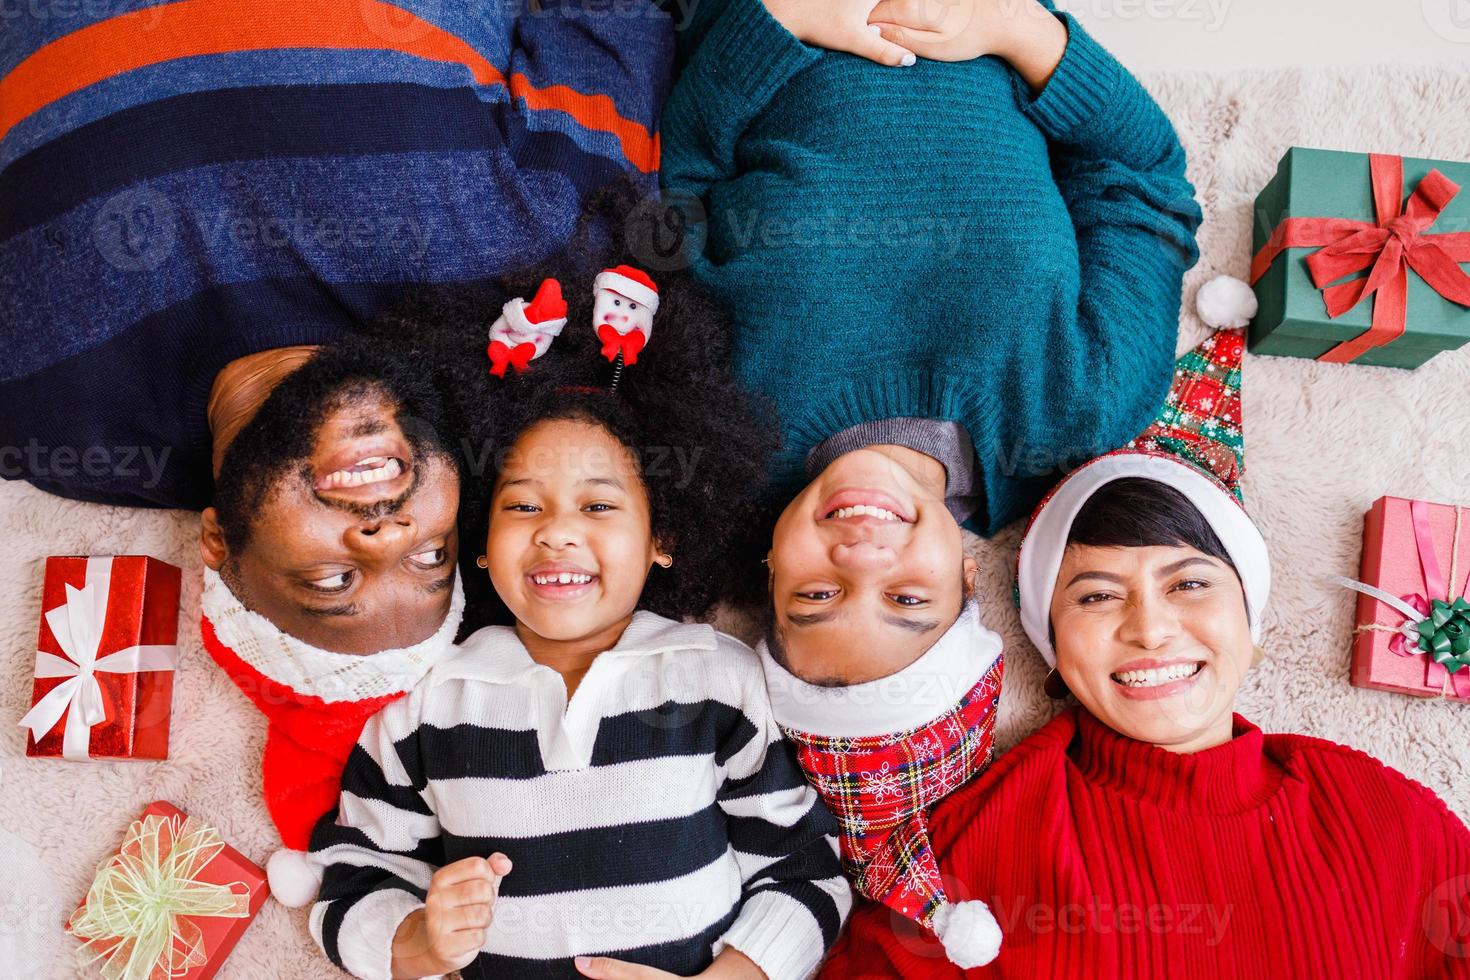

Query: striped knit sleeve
left=716, top=650, right=853, bottom=980
left=509, top=0, right=673, bottom=175
left=307, top=693, right=445, bottom=980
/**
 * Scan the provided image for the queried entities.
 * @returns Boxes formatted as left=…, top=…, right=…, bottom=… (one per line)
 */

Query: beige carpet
left=4, top=64, right=1469, bottom=979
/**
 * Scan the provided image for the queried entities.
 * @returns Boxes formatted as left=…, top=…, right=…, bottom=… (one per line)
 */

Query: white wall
left=1062, top=0, right=1470, bottom=70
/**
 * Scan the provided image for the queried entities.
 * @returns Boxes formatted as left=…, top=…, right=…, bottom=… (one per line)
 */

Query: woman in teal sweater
left=658, top=0, right=1202, bottom=689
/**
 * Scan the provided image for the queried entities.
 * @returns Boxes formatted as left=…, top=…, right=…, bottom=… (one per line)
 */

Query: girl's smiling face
left=487, top=417, right=661, bottom=650
left=1049, top=542, right=1254, bottom=753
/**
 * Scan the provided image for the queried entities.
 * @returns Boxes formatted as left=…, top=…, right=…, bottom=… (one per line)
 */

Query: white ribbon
left=18, top=558, right=178, bottom=761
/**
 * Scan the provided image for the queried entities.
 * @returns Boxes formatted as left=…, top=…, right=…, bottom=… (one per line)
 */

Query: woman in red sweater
left=821, top=331, right=1470, bottom=978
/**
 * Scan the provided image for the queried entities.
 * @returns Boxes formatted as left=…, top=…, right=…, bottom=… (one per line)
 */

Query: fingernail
left=575, top=957, right=592, bottom=969
left=901, top=52, right=916, bottom=67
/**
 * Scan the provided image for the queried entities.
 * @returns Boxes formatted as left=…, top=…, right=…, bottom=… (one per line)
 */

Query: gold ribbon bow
left=68, top=812, right=251, bottom=980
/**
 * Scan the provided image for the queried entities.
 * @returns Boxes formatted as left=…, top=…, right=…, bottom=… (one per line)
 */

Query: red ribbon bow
left=597, top=324, right=646, bottom=366
left=487, top=340, right=536, bottom=377
left=1250, top=153, right=1470, bottom=363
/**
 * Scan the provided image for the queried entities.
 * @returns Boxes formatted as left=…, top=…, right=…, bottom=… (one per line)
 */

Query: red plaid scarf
left=782, top=657, right=1003, bottom=928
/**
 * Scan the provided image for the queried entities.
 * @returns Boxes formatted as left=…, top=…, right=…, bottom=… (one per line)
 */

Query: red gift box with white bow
left=21, top=556, right=181, bottom=760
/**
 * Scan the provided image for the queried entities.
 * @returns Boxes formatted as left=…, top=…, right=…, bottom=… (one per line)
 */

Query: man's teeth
left=531, top=572, right=595, bottom=586
left=321, top=457, right=402, bottom=489
left=1112, top=662, right=1203, bottom=688
left=828, top=505, right=901, bottom=522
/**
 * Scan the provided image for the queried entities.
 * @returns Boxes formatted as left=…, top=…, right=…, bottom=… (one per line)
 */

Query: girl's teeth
left=829, top=505, right=901, bottom=522
left=532, top=573, right=593, bottom=586
left=1112, top=662, right=1203, bottom=688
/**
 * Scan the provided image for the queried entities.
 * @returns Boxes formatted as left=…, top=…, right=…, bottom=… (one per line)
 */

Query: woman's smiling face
left=1049, top=542, right=1254, bottom=753
left=486, top=417, right=659, bottom=647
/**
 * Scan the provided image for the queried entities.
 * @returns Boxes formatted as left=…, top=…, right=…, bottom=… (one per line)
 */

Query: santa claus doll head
left=592, top=265, right=660, bottom=366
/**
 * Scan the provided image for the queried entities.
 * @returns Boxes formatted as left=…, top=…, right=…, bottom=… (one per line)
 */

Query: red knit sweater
left=821, top=707, right=1470, bottom=978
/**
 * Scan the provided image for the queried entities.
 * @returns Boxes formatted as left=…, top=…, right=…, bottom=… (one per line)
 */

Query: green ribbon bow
left=1418, top=597, right=1470, bottom=674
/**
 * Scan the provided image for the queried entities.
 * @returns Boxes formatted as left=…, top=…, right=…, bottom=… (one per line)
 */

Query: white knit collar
left=201, top=567, right=465, bottom=703
left=759, top=601, right=1003, bottom=738
left=433, top=611, right=719, bottom=687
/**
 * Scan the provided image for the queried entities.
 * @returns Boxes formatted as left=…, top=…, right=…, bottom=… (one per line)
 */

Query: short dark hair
left=1066, top=477, right=1235, bottom=569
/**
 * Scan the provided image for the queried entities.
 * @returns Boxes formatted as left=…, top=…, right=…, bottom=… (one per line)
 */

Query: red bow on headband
left=487, top=340, right=536, bottom=377
left=1250, top=153, right=1470, bottom=364
left=597, top=325, right=646, bottom=366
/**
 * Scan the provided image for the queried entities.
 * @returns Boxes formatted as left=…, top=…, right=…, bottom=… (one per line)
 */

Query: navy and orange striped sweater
left=0, top=0, right=671, bottom=509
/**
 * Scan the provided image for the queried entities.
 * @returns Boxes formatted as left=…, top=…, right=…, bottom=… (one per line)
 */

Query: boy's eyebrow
left=785, top=610, right=941, bottom=634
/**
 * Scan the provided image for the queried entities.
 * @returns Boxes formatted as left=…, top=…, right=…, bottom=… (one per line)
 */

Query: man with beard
left=197, top=334, right=472, bottom=908
left=1, top=1, right=671, bottom=896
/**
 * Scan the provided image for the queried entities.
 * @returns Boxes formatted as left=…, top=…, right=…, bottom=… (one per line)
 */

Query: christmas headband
left=486, top=266, right=661, bottom=389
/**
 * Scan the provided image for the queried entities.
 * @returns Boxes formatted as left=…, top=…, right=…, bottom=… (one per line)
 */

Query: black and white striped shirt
left=309, top=612, right=851, bottom=980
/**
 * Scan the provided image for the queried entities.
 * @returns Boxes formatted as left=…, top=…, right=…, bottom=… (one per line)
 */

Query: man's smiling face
left=767, top=445, right=976, bottom=686
left=202, top=345, right=462, bottom=655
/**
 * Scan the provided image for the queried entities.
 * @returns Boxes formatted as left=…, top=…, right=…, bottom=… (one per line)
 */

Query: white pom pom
left=1195, top=275, right=1258, bottom=329
left=931, top=899, right=1003, bottom=968
left=267, top=848, right=323, bottom=908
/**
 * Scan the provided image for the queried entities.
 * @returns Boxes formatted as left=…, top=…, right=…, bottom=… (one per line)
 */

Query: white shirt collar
left=759, top=600, right=1002, bottom=738
left=433, top=611, right=719, bottom=687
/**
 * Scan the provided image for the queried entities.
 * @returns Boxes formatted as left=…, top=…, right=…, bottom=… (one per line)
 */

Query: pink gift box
left=1348, top=495, right=1470, bottom=703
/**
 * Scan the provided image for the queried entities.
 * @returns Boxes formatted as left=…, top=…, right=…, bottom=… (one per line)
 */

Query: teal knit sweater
left=660, top=0, right=1202, bottom=536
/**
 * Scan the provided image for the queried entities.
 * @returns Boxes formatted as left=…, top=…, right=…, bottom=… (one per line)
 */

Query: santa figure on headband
left=486, top=278, right=568, bottom=377
left=592, top=265, right=659, bottom=366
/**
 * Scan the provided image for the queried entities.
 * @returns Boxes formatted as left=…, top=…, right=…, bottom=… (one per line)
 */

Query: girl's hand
left=575, top=946, right=767, bottom=979
left=867, top=0, right=1067, bottom=88
left=390, top=854, right=513, bottom=978
left=762, top=0, right=917, bottom=67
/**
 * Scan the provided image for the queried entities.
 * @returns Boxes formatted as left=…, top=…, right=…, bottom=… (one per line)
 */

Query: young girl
left=307, top=258, right=850, bottom=980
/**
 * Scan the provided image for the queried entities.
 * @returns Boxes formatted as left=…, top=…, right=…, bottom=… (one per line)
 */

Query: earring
left=475, top=555, right=488, bottom=569
left=1043, top=668, right=1071, bottom=700
left=655, top=554, right=673, bottom=569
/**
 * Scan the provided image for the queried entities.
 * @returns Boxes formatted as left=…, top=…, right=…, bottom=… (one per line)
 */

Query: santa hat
left=498, top=277, right=568, bottom=335
left=759, top=603, right=1007, bottom=968
left=200, top=567, right=464, bottom=907
left=593, top=265, right=659, bottom=312
left=1016, top=321, right=1271, bottom=668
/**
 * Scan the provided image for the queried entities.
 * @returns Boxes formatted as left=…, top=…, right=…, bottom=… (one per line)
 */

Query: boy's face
left=768, top=447, right=975, bottom=685
left=486, top=418, right=661, bottom=646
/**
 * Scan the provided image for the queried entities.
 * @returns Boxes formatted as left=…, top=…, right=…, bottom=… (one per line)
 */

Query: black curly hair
left=361, top=183, right=779, bottom=632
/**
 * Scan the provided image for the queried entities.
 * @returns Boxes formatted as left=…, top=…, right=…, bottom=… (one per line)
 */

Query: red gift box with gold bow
left=21, top=556, right=180, bottom=760
left=1250, top=147, right=1470, bottom=369
left=67, top=800, right=269, bottom=980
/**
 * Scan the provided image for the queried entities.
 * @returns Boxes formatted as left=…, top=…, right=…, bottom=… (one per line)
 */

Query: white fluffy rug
left=4, top=63, right=1470, bottom=978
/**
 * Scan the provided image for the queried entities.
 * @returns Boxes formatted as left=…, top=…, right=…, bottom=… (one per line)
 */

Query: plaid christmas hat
left=1016, top=328, right=1271, bottom=667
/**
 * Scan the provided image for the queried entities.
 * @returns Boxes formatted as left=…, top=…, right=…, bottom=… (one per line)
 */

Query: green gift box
left=1248, top=146, right=1470, bottom=369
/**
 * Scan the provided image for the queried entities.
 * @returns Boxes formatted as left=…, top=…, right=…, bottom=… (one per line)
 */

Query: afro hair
left=362, top=182, right=780, bottom=632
